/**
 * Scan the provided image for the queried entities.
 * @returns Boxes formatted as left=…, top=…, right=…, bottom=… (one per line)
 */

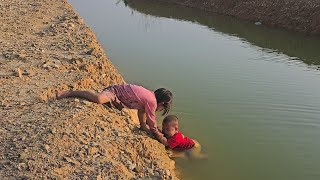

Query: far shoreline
left=152, top=0, right=320, bottom=35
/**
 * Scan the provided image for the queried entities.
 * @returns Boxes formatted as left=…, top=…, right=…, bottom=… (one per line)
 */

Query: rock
left=18, top=53, right=27, bottom=60
left=255, top=21, right=262, bottom=25
left=2, top=50, right=19, bottom=59
left=19, top=152, right=28, bottom=162
left=83, top=131, right=89, bottom=137
left=86, top=48, right=95, bottom=55
left=17, top=163, right=27, bottom=171
left=51, top=64, right=59, bottom=69
left=82, top=100, right=92, bottom=106
left=126, top=161, right=136, bottom=170
left=165, top=169, right=171, bottom=176
left=14, top=68, right=23, bottom=78
left=145, top=159, right=151, bottom=165
left=50, top=127, right=56, bottom=134
left=133, top=165, right=143, bottom=173
left=42, top=62, right=59, bottom=69
left=64, top=157, right=81, bottom=166
left=43, top=144, right=50, bottom=152
left=87, top=147, right=98, bottom=155
left=68, top=23, right=75, bottom=28
left=22, top=70, right=30, bottom=76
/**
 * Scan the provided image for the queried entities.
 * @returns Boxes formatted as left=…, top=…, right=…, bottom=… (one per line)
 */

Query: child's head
left=154, top=88, right=173, bottom=116
left=162, top=115, right=179, bottom=138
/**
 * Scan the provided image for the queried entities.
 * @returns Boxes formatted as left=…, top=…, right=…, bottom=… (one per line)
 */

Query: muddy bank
left=0, top=0, right=176, bottom=179
left=156, top=0, right=320, bottom=34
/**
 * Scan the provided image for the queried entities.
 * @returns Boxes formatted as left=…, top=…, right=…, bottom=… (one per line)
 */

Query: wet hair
left=154, top=88, right=173, bottom=116
left=163, top=115, right=179, bottom=126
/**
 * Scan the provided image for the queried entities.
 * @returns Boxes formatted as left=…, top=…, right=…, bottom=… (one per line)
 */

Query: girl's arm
left=137, top=109, right=168, bottom=146
left=156, top=132, right=169, bottom=146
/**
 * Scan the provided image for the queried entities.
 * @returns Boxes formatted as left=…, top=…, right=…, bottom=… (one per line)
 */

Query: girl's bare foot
left=56, top=90, right=71, bottom=99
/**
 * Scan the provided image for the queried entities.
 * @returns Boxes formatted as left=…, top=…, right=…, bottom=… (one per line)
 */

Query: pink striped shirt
left=106, top=84, right=158, bottom=132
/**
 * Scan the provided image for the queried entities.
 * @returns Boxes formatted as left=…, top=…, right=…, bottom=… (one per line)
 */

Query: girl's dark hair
left=154, top=88, right=173, bottom=116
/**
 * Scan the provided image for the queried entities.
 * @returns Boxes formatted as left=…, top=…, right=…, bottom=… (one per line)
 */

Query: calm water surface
left=68, top=0, right=320, bottom=179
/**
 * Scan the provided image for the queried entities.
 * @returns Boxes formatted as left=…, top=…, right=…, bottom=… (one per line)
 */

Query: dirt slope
left=0, top=0, right=176, bottom=179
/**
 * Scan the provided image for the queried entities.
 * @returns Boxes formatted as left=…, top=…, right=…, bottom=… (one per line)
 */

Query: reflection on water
left=126, top=0, right=320, bottom=66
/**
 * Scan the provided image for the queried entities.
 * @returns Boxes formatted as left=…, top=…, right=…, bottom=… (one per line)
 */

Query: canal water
left=68, top=0, right=320, bottom=179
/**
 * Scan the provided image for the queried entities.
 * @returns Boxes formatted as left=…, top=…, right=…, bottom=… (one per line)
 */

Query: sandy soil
left=0, top=0, right=176, bottom=179
left=158, top=0, right=320, bottom=34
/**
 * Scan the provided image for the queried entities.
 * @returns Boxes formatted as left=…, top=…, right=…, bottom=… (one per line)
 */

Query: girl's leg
left=57, top=90, right=110, bottom=104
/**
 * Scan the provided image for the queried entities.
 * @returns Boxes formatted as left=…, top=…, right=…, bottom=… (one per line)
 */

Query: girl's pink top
left=111, top=84, right=158, bottom=132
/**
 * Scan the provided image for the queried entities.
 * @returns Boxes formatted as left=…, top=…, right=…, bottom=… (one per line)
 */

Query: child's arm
left=156, top=132, right=169, bottom=146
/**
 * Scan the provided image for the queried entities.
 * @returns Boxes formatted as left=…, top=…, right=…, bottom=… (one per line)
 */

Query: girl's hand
left=156, top=132, right=168, bottom=146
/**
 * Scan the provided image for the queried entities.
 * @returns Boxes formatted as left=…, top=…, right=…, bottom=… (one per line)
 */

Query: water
left=68, top=0, right=320, bottom=179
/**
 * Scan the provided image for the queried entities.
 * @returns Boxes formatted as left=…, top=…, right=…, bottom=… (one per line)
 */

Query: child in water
left=160, top=115, right=204, bottom=159
left=57, top=84, right=173, bottom=140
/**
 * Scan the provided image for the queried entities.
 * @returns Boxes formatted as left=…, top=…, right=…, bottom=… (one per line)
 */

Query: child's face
left=162, top=122, right=178, bottom=138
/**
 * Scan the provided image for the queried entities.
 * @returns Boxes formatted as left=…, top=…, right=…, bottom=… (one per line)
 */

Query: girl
left=57, top=84, right=173, bottom=140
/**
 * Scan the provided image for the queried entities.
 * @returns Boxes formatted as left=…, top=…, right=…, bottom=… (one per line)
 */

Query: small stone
left=19, top=152, right=28, bottom=162
left=255, top=21, right=262, bottom=25
left=74, top=98, right=80, bottom=102
left=145, top=159, right=151, bottom=164
left=88, top=147, right=98, bottom=155
left=19, top=102, right=26, bottom=106
left=17, top=163, right=27, bottom=171
left=127, top=162, right=136, bottom=170
left=154, top=172, right=160, bottom=177
left=64, top=157, right=81, bottom=166
left=15, top=68, right=23, bottom=78
left=165, top=169, right=171, bottom=176
left=133, top=165, right=143, bottom=173
left=22, top=70, right=30, bottom=76
left=50, top=128, right=56, bottom=134
left=42, top=63, right=49, bottom=69
left=18, top=53, right=27, bottom=60
left=51, top=64, right=59, bottom=69
left=86, top=49, right=94, bottom=55
left=44, top=144, right=50, bottom=152
left=68, top=23, right=75, bottom=28
left=82, top=100, right=92, bottom=106
left=83, top=131, right=89, bottom=137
